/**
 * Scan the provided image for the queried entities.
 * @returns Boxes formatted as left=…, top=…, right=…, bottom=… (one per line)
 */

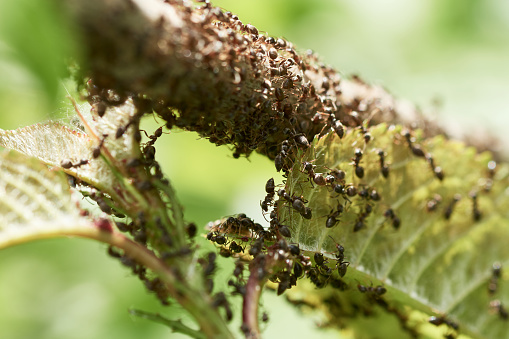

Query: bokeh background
left=0, top=0, right=508, bottom=338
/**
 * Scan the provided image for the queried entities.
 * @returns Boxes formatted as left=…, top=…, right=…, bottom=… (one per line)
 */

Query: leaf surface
left=282, top=124, right=509, bottom=338
left=0, top=150, right=93, bottom=249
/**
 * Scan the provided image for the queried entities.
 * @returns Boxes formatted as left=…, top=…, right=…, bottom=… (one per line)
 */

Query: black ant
left=353, top=204, right=372, bottom=232
left=383, top=208, right=401, bottom=230
left=329, top=236, right=349, bottom=277
left=357, top=283, right=386, bottom=298
left=426, top=154, right=445, bottom=181
left=428, top=316, right=459, bottom=331
left=403, top=130, right=425, bottom=158
left=490, top=300, right=509, bottom=320
left=377, top=149, right=390, bottom=178
left=325, top=202, right=344, bottom=228
left=60, top=158, right=89, bottom=169
left=277, top=188, right=312, bottom=219
left=261, top=178, right=276, bottom=212
left=444, top=194, right=461, bottom=220
left=470, top=191, right=482, bottom=221
left=351, top=148, right=365, bottom=179
left=488, top=262, right=502, bottom=295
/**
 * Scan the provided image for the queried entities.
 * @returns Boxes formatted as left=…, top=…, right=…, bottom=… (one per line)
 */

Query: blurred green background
left=0, top=0, right=507, bottom=338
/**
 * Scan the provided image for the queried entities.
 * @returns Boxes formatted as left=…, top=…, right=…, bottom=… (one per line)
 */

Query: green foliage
left=282, top=125, right=509, bottom=338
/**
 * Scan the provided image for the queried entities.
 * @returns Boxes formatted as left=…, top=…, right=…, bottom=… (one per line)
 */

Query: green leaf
left=281, top=124, right=509, bottom=338
left=0, top=100, right=141, bottom=195
left=0, top=150, right=92, bottom=249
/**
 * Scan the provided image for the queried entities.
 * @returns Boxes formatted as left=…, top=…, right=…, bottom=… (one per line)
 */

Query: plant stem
left=129, top=309, right=207, bottom=339
left=5, top=223, right=234, bottom=338
left=243, top=267, right=265, bottom=339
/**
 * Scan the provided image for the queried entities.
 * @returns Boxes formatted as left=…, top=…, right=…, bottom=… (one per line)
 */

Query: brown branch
left=63, top=0, right=446, bottom=162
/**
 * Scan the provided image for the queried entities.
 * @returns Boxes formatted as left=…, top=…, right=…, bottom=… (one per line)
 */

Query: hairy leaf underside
left=0, top=150, right=91, bottom=249
left=281, top=124, right=509, bottom=338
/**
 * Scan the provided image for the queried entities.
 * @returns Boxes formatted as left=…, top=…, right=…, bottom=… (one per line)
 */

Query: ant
left=277, top=188, right=312, bottom=219
left=426, top=194, right=442, bottom=212
left=60, top=158, right=88, bottom=169
left=383, top=208, right=401, bottom=230
left=351, top=148, right=364, bottom=179
left=377, top=149, right=390, bottom=178
left=329, top=236, right=349, bottom=277
left=444, top=194, right=461, bottom=220
left=357, top=283, right=387, bottom=299
left=428, top=315, right=459, bottom=331
left=402, top=129, right=425, bottom=158
left=490, top=300, right=509, bottom=320
left=261, top=178, right=276, bottom=212
left=488, top=262, right=502, bottom=295
left=353, top=203, right=372, bottom=232
left=426, top=154, right=445, bottom=181
left=470, top=191, right=482, bottom=221
left=325, top=201, right=344, bottom=228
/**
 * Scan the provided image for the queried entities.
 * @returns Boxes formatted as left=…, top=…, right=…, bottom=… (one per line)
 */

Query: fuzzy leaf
left=282, top=124, right=509, bottom=339
left=0, top=100, right=141, bottom=193
left=0, top=150, right=94, bottom=249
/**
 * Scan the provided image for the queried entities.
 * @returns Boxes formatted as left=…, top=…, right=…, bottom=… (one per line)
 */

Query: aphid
left=262, top=312, right=269, bottom=322
left=444, top=194, right=461, bottom=220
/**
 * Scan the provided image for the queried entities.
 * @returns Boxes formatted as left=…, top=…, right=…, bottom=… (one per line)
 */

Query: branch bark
left=62, top=0, right=445, bottom=161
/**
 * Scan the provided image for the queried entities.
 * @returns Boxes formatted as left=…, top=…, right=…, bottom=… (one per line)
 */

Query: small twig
left=129, top=309, right=206, bottom=339
left=242, top=265, right=266, bottom=339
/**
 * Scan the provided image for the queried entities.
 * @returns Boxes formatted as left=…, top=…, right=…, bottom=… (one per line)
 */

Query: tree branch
left=63, top=0, right=445, bottom=161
